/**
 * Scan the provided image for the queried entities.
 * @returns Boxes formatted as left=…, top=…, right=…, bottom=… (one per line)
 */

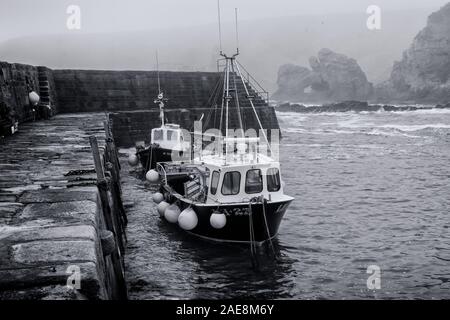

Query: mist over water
left=122, top=109, right=450, bottom=299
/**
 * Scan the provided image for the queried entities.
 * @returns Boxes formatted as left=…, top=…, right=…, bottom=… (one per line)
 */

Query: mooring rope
left=260, top=196, right=278, bottom=260
left=146, top=144, right=153, bottom=172
left=248, top=202, right=259, bottom=269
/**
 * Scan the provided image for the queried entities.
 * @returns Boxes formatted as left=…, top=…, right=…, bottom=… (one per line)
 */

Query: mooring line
left=260, top=196, right=278, bottom=260
left=146, top=144, right=153, bottom=172
left=248, top=202, right=259, bottom=269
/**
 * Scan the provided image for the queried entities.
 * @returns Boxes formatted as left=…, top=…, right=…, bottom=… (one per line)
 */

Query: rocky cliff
left=376, top=3, right=450, bottom=103
left=273, top=48, right=373, bottom=103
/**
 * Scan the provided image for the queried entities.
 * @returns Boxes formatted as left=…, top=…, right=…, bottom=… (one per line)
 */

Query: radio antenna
left=235, top=8, right=239, bottom=55
left=217, top=0, right=223, bottom=55
left=156, top=50, right=161, bottom=94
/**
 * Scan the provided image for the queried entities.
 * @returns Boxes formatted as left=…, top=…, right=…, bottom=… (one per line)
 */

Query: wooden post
left=89, top=135, right=128, bottom=300
left=89, top=136, right=105, bottom=181
left=104, top=121, right=127, bottom=226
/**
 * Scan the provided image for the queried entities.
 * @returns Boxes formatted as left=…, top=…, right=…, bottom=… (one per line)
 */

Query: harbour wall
left=0, top=113, right=127, bottom=300
left=109, top=107, right=281, bottom=147
left=0, top=61, right=57, bottom=125
left=52, top=70, right=220, bottom=113
left=1, top=61, right=280, bottom=140
left=52, top=69, right=280, bottom=145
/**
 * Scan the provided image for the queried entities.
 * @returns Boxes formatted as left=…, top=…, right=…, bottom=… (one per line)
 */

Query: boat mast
left=215, top=3, right=272, bottom=162
left=154, top=50, right=165, bottom=127
left=218, top=2, right=244, bottom=164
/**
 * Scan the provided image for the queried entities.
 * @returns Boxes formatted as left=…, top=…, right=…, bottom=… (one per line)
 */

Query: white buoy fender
left=146, top=169, right=159, bottom=182
left=178, top=208, right=198, bottom=230
left=164, top=204, right=181, bottom=223
left=210, top=212, right=227, bottom=229
left=28, top=91, right=40, bottom=105
left=152, top=192, right=164, bottom=204
left=128, top=154, right=139, bottom=166
left=156, top=201, right=170, bottom=217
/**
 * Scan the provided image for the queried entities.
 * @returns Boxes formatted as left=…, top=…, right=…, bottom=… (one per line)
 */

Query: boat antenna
left=156, top=50, right=161, bottom=94
left=154, top=50, right=166, bottom=126
left=235, top=8, right=239, bottom=55
left=217, top=0, right=223, bottom=55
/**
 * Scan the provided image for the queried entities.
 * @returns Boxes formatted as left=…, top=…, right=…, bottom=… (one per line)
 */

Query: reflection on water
left=123, top=109, right=450, bottom=299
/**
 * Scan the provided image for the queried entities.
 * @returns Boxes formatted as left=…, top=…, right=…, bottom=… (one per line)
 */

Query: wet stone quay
left=0, top=113, right=112, bottom=299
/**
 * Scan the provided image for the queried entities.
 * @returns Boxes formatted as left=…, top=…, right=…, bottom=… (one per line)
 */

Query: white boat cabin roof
left=151, top=124, right=189, bottom=151
left=197, top=152, right=278, bottom=170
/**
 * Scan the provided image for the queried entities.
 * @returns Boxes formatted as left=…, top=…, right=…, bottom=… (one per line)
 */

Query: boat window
left=267, top=168, right=281, bottom=192
left=210, top=171, right=220, bottom=195
left=167, top=130, right=177, bottom=141
left=245, top=169, right=263, bottom=194
left=221, top=171, right=240, bottom=195
left=153, top=129, right=163, bottom=141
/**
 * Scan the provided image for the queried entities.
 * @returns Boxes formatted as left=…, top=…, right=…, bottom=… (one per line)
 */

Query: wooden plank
left=89, top=135, right=128, bottom=300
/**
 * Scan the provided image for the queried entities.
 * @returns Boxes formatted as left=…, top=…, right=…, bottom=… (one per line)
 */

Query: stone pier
left=0, top=113, right=121, bottom=299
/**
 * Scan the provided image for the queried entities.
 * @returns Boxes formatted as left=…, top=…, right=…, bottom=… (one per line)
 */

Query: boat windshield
left=167, top=129, right=178, bottom=141
left=153, top=129, right=163, bottom=141
left=267, top=168, right=281, bottom=192
left=221, top=171, right=240, bottom=195
left=245, top=169, right=263, bottom=194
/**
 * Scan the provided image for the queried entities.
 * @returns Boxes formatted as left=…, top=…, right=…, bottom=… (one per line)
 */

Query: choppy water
left=122, top=108, right=450, bottom=299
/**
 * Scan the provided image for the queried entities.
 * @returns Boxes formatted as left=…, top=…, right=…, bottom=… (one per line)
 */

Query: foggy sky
left=0, top=0, right=448, bottom=43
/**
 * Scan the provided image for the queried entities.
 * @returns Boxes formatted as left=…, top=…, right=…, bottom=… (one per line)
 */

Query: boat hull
left=137, top=145, right=183, bottom=171
left=161, top=189, right=292, bottom=244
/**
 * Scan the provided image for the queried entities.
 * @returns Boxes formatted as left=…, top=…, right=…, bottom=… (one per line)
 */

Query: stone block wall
left=0, top=61, right=58, bottom=128
left=53, top=68, right=281, bottom=146
left=0, top=62, right=39, bottom=123
left=1, top=62, right=280, bottom=144
left=52, top=70, right=221, bottom=113
left=109, top=106, right=280, bottom=147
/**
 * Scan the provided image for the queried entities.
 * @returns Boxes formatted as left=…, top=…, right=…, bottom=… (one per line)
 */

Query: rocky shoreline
left=276, top=101, right=450, bottom=113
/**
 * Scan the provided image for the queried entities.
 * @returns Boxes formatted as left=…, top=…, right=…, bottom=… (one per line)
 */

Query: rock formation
left=376, top=3, right=450, bottom=103
left=273, top=48, right=373, bottom=103
left=274, top=64, right=317, bottom=100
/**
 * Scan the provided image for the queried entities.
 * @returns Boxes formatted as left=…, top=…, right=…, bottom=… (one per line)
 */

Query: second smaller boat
left=135, top=91, right=189, bottom=171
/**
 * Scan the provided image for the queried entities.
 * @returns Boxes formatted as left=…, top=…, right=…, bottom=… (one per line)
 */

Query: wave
left=379, top=124, right=450, bottom=132
left=276, top=110, right=358, bottom=117
left=283, top=128, right=356, bottom=135
left=365, top=128, right=421, bottom=138
left=276, top=107, right=450, bottom=116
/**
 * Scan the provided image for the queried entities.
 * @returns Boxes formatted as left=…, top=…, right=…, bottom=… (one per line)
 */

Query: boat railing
left=216, top=59, right=270, bottom=104
left=236, top=61, right=270, bottom=104
left=158, top=161, right=209, bottom=179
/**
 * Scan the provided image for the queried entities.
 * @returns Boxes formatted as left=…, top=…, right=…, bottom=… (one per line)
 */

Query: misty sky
left=0, top=0, right=448, bottom=42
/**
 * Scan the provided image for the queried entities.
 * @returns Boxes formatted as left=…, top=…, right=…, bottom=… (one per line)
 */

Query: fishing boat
left=128, top=56, right=190, bottom=172
left=146, top=37, right=294, bottom=245
left=133, top=92, right=189, bottom=171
